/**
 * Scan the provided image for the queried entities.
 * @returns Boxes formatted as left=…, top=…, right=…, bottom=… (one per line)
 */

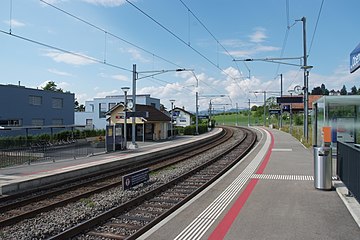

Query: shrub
left=183, top=124, right=208, bottom=135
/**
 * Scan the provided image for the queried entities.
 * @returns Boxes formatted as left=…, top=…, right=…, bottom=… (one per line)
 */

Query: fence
left=0, top=139, right=106, bottom=168
left=337, top=141, right=360, bottom=202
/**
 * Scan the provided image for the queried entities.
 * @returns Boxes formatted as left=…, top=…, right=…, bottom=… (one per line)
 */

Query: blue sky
left=1, top=0, right=360, bottom=111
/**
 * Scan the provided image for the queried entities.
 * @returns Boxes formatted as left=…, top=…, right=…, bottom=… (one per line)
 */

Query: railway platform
left=140, top=127, right=360, bottom=240
left=0, top=128, right=222, bottom=195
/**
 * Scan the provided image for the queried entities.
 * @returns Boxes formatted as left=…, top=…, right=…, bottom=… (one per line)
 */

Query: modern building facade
left=0, top=84, right=75, bottom=136
left=75, top=94, right=161, bottom=130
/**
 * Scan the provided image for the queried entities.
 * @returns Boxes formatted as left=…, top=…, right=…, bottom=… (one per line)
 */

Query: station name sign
left=350, top=43, right=360, bottom=73
left=276, top=96, right=303, bottom=104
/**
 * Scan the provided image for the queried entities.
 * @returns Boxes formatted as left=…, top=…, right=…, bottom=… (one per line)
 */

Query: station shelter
left=105, top=103, right=171, bottom=151
left=312, top=95, right=360, bottom=148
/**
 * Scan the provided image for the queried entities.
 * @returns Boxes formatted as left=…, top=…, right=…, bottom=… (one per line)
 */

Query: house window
left=99, top=103, right=107, bottom=118
left=52, top=119, right=63, bottom=125
left=52, top=98, right=63, bottom=109
left=0, top=119, right=22, bottom=126
left=29, top=95, right=42, bottom=106
left=86, top=119, right=93, bottom=126
left=32, top=118, right=44, bottom=126
left=108, top=102, right=116, bottom=111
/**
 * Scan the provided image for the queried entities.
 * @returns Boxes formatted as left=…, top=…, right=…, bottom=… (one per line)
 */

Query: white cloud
left=249, top=27, right=267, bottom=43
left=221, top=39, right=246, bottom=48
left=4, top=19, right=25, bottom=27
left=82, top=0, right=126, bottom=7
left=112, top=74, right=128, bottom=81
left=43, top=50, right=96, bottom=65
left=75, top=93, right=89, bottom=104
left=127, top=48, right=150, bottom=63
left=227, top=44, right=280, bottom=58
left=309, top=65, right=360, bottom=91
left=48, top=68, right=73, bottom=76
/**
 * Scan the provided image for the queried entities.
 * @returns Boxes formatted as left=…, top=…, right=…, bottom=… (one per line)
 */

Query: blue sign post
left=350, top=43, right=360, bottom=73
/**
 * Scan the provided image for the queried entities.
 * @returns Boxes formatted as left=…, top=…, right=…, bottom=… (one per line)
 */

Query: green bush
left=183, top=124, right=208, bottom=135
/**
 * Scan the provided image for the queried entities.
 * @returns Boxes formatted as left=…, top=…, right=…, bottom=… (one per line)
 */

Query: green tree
left=340, top=85, right=347, bottom=95
left=42, top=81, right=63, bottom=92
left=311, top=84, right=329, bottom=95
left=311, top=86, right=322, bottom=95
left=74, top=101, right=85, bottom=112
left=320, top=84, right=329, bottom=95
left=350, top=85, right=358, bottom=95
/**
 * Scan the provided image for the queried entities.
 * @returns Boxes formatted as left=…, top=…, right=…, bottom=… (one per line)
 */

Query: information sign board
left=122, top=168, right=149, bottom=190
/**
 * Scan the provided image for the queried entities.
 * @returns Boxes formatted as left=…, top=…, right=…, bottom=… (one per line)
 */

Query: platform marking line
left=272, top=148, right=292, bottom=152
left=251, top=174, right=337, bottom=181
left=252, top=174, right=313, bottom=181
left=174, top=128, right=272, bottom=240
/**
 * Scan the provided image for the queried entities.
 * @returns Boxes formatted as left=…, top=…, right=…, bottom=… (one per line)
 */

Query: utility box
left=313, top=146, right=332, bottom=190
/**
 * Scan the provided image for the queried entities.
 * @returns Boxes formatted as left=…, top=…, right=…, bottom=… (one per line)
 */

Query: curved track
left=49, top=127, right=257, bottom=240
left=0, top=127, right=234, bottom=228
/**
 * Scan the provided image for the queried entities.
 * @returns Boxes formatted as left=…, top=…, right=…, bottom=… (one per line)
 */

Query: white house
left=171, top=107, right=194, bottom=127
left=75, top=94, right=160, bottom=130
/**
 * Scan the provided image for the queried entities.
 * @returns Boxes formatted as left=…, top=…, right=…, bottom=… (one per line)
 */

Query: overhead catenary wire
left=125, top=0, right=241, bottom=90
left=40, top=0, right=184, bottom=69
left=178, top=0, right=248, bottom=87
left=0, top=29, right=132, bottom=73
left=308, top=0, right=325, bottom=57
left=41, top=0, right=228, bottom=98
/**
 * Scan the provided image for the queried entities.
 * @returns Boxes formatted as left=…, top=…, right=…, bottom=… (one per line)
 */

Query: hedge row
left=0, top=129, right=105, bottom=148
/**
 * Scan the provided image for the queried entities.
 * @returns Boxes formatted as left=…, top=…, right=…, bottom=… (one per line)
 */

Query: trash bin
left=313, top=146, right=332, bottom=190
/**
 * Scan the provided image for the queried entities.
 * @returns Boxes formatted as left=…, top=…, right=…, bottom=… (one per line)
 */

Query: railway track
left=0, top=127, right=235, bottom=229
left=50, top=127, right=257, bottom=240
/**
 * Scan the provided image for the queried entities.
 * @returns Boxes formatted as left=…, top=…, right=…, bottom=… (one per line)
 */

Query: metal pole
left=131, top=64, right=138, bottom=149
left=195, top=91, right=199, bottom=135
left=123, top=92, right=127, bottom=150
left=280, top=73, right=283, bottom=129
left=236, top=103, right=238, bottom=126
left=248, top=99, right=251, bottom=126
left=170, top=100, right=175, bottom=138
left=222, top=106, right=225, bottom=125
left=113, top=124, right=115, bottom=151
left=301, top=16, right=309, bottom=142
left=209, top=100, right=212, bottom=128
left=263, top=91, right=266, bottom=126
left=290, top=91, right=293, bottom=135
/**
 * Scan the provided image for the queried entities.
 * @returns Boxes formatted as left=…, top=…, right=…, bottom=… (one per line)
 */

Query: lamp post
left=191, top=71, right=199, bottom=135
left=170, top=99, right=175, bottom=138
left=121, top=87, right=130, bottom=150
left=132, top=64, right=190, bottom=146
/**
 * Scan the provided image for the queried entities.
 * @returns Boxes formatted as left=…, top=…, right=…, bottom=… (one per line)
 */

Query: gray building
left=75, top=94, right=161, bottom=130
left=0, top=84, right=75, bottom=136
